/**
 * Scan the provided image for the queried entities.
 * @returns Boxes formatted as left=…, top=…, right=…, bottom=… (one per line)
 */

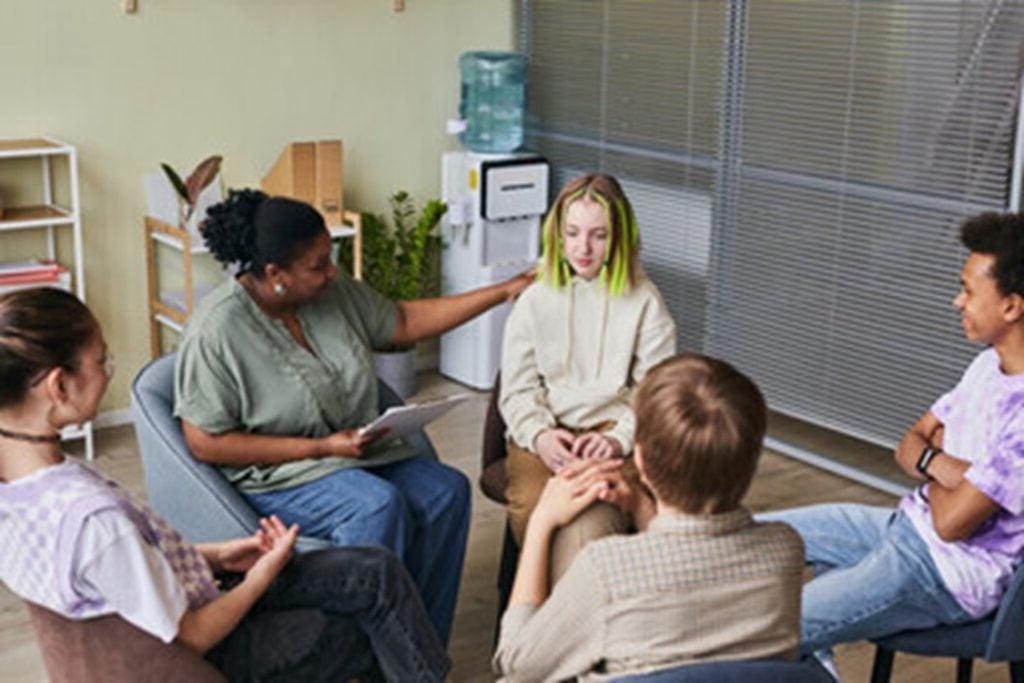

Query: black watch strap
left=916, top=445, right=942, bottom=479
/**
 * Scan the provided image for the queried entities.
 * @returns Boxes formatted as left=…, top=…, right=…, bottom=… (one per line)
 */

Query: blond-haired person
left=500, top=173, right=676, bottom=581
left=494, top=354, right=804, bottom=682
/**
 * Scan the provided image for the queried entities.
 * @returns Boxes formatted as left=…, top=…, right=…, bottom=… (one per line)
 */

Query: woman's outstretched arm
left=390, top=271, right=534, bottom=346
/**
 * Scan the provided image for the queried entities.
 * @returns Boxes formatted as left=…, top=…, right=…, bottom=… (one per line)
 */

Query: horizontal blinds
left=519, top=0, right=724, bottom=352
left=520, top=0, right=1023, bottom=449
left=706, top=1, right=1024, bottom=446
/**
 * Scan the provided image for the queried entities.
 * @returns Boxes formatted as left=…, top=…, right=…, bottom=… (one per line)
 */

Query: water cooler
left=439, top=51, right=548, bottom=389
left=439, top=153, right=549, bottom=389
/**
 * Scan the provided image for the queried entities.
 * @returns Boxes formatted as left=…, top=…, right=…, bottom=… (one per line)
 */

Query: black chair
left=478, top=373, right=519, bottom=644
left=869, top=560, right=1024, bottom=683
left=612, top=657, right=833, bottom=682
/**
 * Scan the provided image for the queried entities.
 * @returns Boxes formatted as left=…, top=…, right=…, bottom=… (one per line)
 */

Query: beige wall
left=0, top=0, right=513, bottom=411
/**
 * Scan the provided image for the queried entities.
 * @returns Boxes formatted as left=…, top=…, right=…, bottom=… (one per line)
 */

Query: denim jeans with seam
left=759, top=504, right=973, bottom=654
left=207, top=546, right=450, bottom=682
left=246, top=455, right=471, bottom=646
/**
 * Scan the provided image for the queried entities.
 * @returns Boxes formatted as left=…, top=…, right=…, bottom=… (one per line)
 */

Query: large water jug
left=459, top=51, right=527, bottom=153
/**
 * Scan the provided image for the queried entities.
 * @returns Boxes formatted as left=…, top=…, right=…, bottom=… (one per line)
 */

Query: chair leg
left=493, top=521, right=520, bottom=648
left=870, top=646, right=895, bottom=683
left=1009, top=660, right=1024, bottom=683
left=872, top=647, right=897, bottom=683
left=956, top=657, right=973, bottom=683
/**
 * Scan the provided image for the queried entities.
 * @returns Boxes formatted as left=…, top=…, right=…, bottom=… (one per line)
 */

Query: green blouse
left=174, top=274, right=415, bottom=494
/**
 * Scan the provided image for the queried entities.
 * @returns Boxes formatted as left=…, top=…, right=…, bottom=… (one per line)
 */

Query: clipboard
left=359, top=394, right=470, bottom=439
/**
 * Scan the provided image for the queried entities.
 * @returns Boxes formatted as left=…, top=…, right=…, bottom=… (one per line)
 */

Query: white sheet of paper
left=360, top=394, right=470, bottom=439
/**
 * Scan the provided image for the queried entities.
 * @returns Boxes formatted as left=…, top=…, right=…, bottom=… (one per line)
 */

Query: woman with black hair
left=175, top=189, right=533, bottom=646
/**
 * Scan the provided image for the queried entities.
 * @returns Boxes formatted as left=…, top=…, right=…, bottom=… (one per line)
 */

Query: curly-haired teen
left=762, top=212, right=1024, bottom=660
left=175, top=190, right=533, bottom=645
left=499, top=173, right=677, bottom=581
left=0, top=289, right=449, bottom=681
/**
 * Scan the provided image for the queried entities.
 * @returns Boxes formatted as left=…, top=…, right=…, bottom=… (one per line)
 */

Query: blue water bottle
left=459, top=51, right=527, bottom=153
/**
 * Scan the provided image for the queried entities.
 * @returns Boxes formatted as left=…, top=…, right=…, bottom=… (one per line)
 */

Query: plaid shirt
left=494, top=508, right=804, bottom=682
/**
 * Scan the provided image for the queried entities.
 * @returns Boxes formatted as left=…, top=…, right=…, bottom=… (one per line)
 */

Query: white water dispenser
left=439, top=151, right=549, bottom=389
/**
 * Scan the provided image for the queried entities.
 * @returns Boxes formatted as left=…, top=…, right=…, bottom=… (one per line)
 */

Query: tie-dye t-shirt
left=900, top=348, right=1024, bottom=617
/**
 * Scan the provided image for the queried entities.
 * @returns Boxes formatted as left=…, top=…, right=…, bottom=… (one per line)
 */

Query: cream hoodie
left=499, top=274, right=677, bottom=454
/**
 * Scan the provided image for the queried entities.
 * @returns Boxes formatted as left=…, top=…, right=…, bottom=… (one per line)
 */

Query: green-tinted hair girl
left=539, top=173, right=640, bottom=295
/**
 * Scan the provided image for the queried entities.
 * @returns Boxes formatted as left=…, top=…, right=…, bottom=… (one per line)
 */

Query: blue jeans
left=759, top=504, right=973, bottom=653
left=207, top=546, right=449, bottom=682
left=246, top=457, right=471, bottom=646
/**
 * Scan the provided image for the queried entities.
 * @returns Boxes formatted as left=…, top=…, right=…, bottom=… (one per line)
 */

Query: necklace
left=0, top=424, right=61, bottom=444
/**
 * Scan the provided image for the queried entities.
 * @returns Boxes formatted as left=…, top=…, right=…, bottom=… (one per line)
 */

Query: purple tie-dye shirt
left=900, top=348, right=1024, bottom=617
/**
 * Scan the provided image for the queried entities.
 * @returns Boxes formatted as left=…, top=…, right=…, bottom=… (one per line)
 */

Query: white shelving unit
left=0, top=136, right=93, bottom=460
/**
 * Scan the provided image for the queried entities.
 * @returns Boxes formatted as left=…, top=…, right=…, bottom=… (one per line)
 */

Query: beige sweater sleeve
left=606, top=288, right=678, bottom=454
left=493, top=552, right=607, bottom=682
left=500, top=293, right=557, bottom=450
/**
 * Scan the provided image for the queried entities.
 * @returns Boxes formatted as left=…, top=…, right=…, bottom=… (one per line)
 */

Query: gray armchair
left=130, top=353, right=437, bottom=552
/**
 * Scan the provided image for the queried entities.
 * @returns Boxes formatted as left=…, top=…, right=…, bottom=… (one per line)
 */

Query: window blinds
left=519, top=0, right=725, bottom=354
left=708, top=1, right=1024, bottom=447
left=519, top=0, right=1024, bottom=450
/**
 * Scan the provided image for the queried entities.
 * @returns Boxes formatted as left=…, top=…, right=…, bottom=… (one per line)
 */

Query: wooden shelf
left=147, top=221, right=355, bottom=254
left=0, top=137, right=72, bottom=158
left=151, top=230, right=209, bottom=254
left=154, top=312, right=185, bottom=334
left=0, top=204, right=75, bottom=231
left=328, top=224, right=357, bottom=239
left=159, top=284, right=216, bottom=313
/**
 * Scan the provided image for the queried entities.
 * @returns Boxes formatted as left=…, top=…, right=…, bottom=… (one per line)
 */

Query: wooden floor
left=0, top=373, right=1010, bottom=682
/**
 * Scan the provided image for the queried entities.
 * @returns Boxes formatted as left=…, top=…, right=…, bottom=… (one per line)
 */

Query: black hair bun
left=201, top=188, right=268, bottom=270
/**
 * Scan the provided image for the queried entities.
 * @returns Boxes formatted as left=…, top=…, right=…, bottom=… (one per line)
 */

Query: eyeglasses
left=102, top=351, right=116, bottom=380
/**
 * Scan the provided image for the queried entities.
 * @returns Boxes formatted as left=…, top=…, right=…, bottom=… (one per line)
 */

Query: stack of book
left=0, top=260, right=71, bottom=295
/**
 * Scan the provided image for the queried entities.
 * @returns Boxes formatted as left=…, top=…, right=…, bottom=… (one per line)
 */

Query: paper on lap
left=359, top=394, right=470, bottom=439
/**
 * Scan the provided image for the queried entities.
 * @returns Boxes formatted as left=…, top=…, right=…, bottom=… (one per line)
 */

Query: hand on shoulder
left=502, top=268, right=538, bottom=302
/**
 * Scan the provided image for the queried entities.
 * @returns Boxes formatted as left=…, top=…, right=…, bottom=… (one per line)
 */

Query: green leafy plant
left=342, top=191, right=447, bottom=302
left=160, top=155, right=222, bottom=227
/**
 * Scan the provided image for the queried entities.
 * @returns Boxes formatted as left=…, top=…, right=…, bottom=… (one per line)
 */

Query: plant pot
left=373, top=348, right=417, bottom=400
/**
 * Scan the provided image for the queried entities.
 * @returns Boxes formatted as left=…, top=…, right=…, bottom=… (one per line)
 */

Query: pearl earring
left=273, top=283, right=287, bottom=296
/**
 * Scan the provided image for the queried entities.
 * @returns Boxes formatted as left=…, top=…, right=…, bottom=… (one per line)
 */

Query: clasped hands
left=530, top=458, right=641, bottom=533
left=535, top=427, right=623, bottom=473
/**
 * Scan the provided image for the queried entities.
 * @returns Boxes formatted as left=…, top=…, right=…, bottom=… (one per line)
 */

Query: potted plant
left=160, top=155, right=222, bottom=232
left=340, top=191, right=447, bottom=398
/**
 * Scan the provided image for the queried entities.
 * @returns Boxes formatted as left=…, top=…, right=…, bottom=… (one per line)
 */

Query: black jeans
left=206, top=546, right=450, bottom=682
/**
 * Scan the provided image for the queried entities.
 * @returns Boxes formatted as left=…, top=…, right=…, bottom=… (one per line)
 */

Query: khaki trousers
left=505, top=427, right=637, bottom=584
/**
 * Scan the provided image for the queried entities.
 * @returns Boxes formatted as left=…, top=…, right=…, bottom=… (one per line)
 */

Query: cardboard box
left=261, top=140, right=343, bottom=226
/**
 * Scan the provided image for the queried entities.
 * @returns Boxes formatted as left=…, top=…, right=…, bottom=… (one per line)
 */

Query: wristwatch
left=916, top=445, right=942, bottom=479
